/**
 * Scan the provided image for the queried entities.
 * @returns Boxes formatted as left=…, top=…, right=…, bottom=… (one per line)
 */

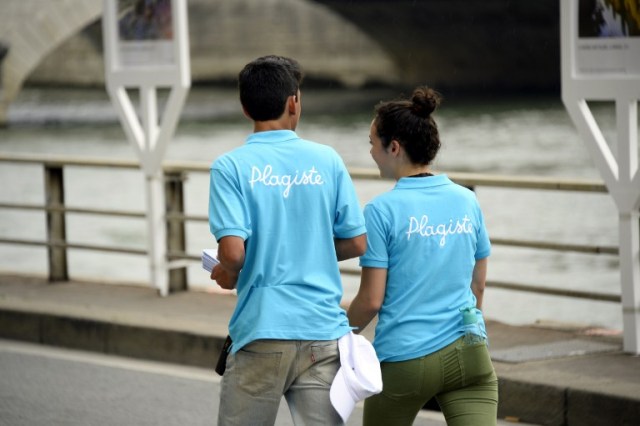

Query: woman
left=347, top=86, right=498, bottom=426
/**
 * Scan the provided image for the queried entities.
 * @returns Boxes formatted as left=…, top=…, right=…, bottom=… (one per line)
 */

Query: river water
left=0, top=87, right=626, bottom=331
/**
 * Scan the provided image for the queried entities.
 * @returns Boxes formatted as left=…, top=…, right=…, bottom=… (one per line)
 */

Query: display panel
left=117, top=0, right=174, bottom=67
left=576, top=0, right=640, bottom=77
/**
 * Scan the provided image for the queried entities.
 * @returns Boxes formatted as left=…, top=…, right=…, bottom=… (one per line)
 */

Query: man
left=209, top=55, right=367, bottom=426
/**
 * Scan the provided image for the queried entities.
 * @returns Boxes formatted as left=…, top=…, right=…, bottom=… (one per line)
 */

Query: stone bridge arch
left=0, top=0, right=401, bottom=126
left=0, top=0, right=102, bottom=124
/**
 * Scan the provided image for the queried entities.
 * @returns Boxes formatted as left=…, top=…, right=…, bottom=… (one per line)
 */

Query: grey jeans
left=217, top=339, right=344, bottom=426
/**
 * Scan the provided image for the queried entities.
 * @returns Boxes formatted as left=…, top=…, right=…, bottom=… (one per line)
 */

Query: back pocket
left=236, top=348, right=283, bottom=397
left=460, top=343, right=495, bottom=386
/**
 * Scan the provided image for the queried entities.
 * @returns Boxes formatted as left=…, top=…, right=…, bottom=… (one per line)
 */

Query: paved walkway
left=0, top=273, right=639, bottom=425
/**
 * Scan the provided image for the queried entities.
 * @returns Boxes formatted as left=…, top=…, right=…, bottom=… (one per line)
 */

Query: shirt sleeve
left=333, top=158, right=366, bottom=239
left=209, top=165, right=251, bottom=241
left=359, top=203, right=390, bottom=269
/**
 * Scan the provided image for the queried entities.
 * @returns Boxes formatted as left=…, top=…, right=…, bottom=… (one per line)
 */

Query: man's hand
left=210, top=263, right=239, bottom=290
left=209, top=236, right=245, bottom=290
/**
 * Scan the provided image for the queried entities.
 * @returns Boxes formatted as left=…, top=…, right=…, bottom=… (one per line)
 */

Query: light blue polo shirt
left=359, top=174, right=491, bottom=362
left=209, top=130, right=366, bottom=354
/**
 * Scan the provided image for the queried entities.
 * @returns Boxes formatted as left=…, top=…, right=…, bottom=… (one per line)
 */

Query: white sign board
left=562, top=0, right=640, bottom=354
left=103, top=0, right=191, bottom=296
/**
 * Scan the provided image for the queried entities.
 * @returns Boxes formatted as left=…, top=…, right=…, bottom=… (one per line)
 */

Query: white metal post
left=620, top=210, right=640, bottom=353
left=616, top=98, right=640, bottom=353
left=140, top=84, right=167, bottom=295
left=145, top=172, right=169, bottom=296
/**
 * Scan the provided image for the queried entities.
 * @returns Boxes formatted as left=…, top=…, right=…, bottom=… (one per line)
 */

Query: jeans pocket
left=236, top=347, right=282, bottom=397
left=380, top=359, right=423, bottom=399
left=459, top=342, right=495, bottom=386
left=309, top=341, right=339, bottom=386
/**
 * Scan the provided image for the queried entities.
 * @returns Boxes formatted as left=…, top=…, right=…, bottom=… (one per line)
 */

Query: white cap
left=330, top=332, right=383, bottom=422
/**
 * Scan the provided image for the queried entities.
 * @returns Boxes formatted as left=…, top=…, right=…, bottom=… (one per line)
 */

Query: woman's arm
left=471, top=257, right=488, bottom=309
left=347, top=267, right=387, bottom=333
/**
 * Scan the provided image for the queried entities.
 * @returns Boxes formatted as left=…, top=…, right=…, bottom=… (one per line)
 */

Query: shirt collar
left=246, top=130, right=298, bottom=144
left=394, top=173, right=452, bottom=189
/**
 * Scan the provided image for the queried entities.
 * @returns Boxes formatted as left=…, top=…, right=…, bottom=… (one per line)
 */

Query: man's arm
left=334, top=233, right=367, bottom=261
left=211, top=236, right=245, bottom=290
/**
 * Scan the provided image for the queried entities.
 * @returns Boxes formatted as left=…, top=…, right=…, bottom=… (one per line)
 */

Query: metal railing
left=0, top=152, right=620, bottom=302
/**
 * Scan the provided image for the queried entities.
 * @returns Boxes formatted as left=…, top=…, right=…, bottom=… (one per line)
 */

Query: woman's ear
left=389, top=140, right=401, bottom=156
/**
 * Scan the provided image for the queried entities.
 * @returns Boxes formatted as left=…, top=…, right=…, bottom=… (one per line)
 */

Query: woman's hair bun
left=411, top=86, right=442, bottom=118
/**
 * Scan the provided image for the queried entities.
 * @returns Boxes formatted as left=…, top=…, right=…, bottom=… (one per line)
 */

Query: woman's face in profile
left=369, top=119, right=394, bottom=179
